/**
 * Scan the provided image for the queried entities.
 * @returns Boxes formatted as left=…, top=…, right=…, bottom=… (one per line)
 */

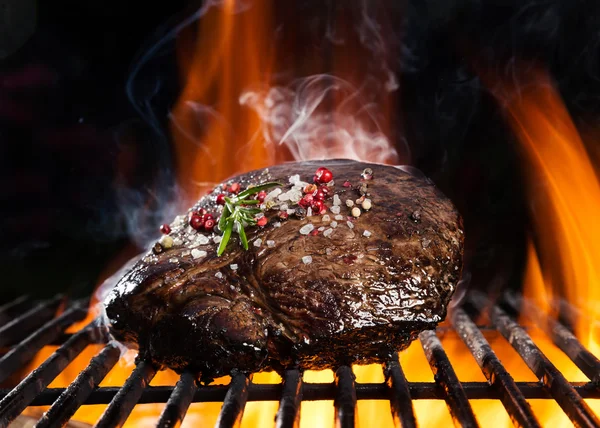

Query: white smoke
left=240, top=74, right=400, bottom=164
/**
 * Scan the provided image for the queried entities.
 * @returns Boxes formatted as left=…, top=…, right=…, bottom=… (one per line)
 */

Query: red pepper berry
left=311, top=200, right=325, bottom=213
left=198, top=208, right=207, bottom=216
left=313, top=189, right=326, bottom=201
left=256, top=191, right=267, bottom=203
left=229, top=182, right=241, bottom=193
left=216, top=193, right=226, bottom=205
left=256, top=216, right=268, bottom=227
left=311, top=229, right=319, bottom=236
left=343, top=180, right=352, bottom=188
left=313, top=167, right=333, bottom=184
left=203, top=213, right=214, bottom=222
left=278, top=211, right=289, bottom=220
left=319, top=186, right=331, bottom=197
left=204, top=219, right=215, bottom=231
left=160, top=224, right=171, bottom=234
left=190, top=214, right=204, bottom=230
left=298, top=194, right=314, bottom=208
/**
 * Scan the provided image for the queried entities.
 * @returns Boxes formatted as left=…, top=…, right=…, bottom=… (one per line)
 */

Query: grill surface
left=0, top=292, right=598, bottom=428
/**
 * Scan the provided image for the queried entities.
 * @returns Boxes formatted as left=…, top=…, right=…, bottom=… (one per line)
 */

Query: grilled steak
left=104, top=159, right=463, bottom=380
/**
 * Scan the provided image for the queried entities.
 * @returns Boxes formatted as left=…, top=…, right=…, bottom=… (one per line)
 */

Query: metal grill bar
left=0, top=295, right=30, bottom=328
left=275, top=369, right=302, bottom=428
left=156, top=371, right=198, bottom=428
left=215, top=373, right=251, bottom=428
left=0, top=303, right=87, bottom=384
left=0, top=320, right=98, bottom=426
left=4, top=380, right=599, bottom=406
left=470, top=293, right=600, bottom=428
left=419, top=329, right=479, bottom=427
left=505, top=293, right=600, bottom=384
left=96, top=361, right=158, bottom=428
left=384, top=355, right=417, bottom=428
left=35, top=344, right=121, bottom=428
left=450, top=308, right=541, bottom=428
left=334, top=366, right=357, bottom=428
left=0, top=295, right=63, bottom=348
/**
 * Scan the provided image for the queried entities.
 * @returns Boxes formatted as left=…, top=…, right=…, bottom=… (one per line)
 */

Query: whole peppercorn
left=256, top=191, right=267, bottom=203
left=313, top=167, right=333, bottom=184
left=204, top=219, right=215, bottom=231
left=190, top=214, right=204, bottom=230
left=216, top=193, right=226, bottom=205
left=160, top=224, right=171, bottom=234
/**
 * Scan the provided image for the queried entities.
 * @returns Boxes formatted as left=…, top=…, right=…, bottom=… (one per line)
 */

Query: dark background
left=1, top=0, right=599, bottom=301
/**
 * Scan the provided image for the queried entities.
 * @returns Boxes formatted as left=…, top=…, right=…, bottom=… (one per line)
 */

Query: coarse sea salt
left=215, top=272, right=223, bottom=279
left=213, top=235, right=222, bottom=243
left=318, top=226, right=325, bottom=231
left=254, top=238, right=262, bottom=247
left=289, top=174, right=300, bottom=184
left=323, top=228, right=333, bottom=237
left=363, top=230, right=372, bottom=237
left=173, top=237, right=183, bottom=246
left=302, top=255, right=313, bottom=264
left=333, top=194, right=341, bottom=206
left=267, top=240, right=275, bottom=248
left=334, top=215, right=344, bottom=221
left=322, top=214, right=331, bottom=222
left=306, top=207, right=313, bottom=217
left=273, top=222, right=282, bottom=228
left=299, top=224, right=314, bottom=235
left=330, top=205, right=341, bottom=215
left=230, top=264, right=238, bottom=270
left=197, top=234, right=210, bottom=245
left=331, top=221, right=338, bottom=228
left=191, top=249, right=207, bottom=259
left=347, top=221, right=354, bottom=229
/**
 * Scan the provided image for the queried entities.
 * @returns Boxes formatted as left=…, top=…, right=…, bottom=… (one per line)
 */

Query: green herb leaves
left=216, top=182, right=282, bottom=256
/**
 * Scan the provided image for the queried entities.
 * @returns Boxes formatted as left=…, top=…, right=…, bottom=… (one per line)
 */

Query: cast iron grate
left=0, top=291, right=598, bottom=428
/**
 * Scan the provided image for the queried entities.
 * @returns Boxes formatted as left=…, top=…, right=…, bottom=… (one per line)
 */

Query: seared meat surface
left=105, top=160, right=463, bottom=380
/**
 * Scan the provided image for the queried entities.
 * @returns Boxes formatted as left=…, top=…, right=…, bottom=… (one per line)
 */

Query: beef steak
left=104, top=159, right=463, bottom=380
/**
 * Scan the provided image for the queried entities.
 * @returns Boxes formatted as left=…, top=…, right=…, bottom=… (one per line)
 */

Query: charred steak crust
left=105, top=160, right=464, bottom=380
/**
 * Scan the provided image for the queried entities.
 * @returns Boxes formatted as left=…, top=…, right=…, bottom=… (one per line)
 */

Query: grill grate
left=0, top=293, right=598, bottom=428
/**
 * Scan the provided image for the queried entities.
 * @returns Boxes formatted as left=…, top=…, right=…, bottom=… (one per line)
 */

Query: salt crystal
left=267, top=240, right=275, bottom=248
left=322, top=215, right=331, bottom=222
left=197, top=235, right=210, bottom=245
left=265, top=188, right=282, bottom=202
left=333, top=194, right=341, bottom=206
left=281, top=204, right=289, bottom=211
left=173, top=237, right=183, bottom=246
left=182, top=250, right=191, bottom=256
left=230, top=264, right=238, bottom=270
left=334, top=215, right=344, bottom=221
left=168, top=258, right=178, bottom=263
left=299, top=224, right=315, bottom=235
left=213, top=235, right=222, bottom=244
left=191, top=249, right=207, bottom=259
left=326, top=248, right=333, bottom=255
left=215, top=272, right=223, bottom=279
left=318, top=226, right=325, bottom=231
left=302, top=255, right=313, bottom=264
left=330, top=205, right=341, bottom=215
left=278, top=192, right=291, bottom=202
left=306, top=207, right=313, bottom=217
left=323, top=228, right=334, bottom=237
left=289, top=174, right=301, bottom=184
left=363, top=230, right=372, bottom=237
left=254, top=238, right=262, bottom=248
left=347, top=221, right=355, bottom=229
left=331, top=221, right=338, bottom=228
left=287, top=209, right=295, bottom=215
left=273, top=222, right=282, bottom=228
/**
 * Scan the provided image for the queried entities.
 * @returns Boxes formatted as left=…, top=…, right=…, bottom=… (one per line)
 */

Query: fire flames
left=20, top=1, right=600, bottom=427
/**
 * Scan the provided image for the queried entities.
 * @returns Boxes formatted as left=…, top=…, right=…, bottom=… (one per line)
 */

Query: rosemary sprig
left=217, top=182, right=282, bottom=256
